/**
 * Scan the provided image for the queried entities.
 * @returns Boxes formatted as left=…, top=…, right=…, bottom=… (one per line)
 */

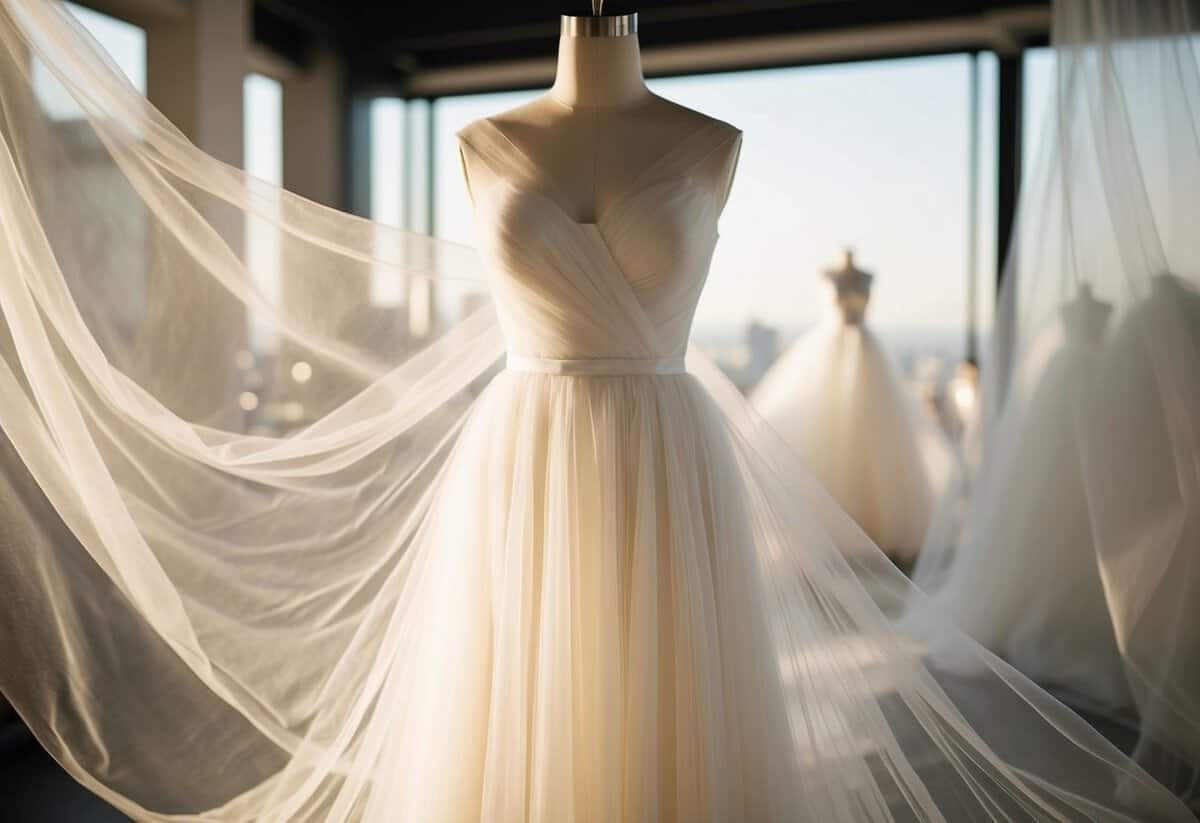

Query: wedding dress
left=0, top=1, right=1195, bottom=821
left=752, top=251, right=951, bottom=565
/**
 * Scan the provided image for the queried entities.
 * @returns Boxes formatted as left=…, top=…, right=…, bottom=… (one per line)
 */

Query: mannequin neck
left=549, top=33, right=649, bottom=109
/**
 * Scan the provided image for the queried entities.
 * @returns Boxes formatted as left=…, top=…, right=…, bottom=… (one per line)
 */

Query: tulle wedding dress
left=0, top=1, right=1195, bottom=821
left=752, top=251, right=951, bottom=565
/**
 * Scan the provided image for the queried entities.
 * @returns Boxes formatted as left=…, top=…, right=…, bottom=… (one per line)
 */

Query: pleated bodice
left=456, top=117, right=741, bottom=370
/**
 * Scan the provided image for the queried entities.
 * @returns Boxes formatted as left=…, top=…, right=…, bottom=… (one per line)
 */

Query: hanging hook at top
left=592, top=0, right=603, bottom=15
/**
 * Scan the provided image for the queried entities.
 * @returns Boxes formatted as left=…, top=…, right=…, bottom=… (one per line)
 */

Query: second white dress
left=752, top=252, right=951, bottom=564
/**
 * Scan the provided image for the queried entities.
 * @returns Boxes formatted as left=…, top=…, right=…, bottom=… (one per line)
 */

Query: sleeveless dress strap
left=626, top=119, right=741, bottom=189
left=456, top=119, right=546, bottom=192
left=634, top=120, right=743, bottom=214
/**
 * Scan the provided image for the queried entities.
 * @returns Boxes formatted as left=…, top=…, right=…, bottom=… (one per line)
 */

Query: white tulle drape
left=914, top=0, right=1200, bottom=809
left=0, top=0, right=1196, bottom=820
left=0, top=0, right=506, bottom=813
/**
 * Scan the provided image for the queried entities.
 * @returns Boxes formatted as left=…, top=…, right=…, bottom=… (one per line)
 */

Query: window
left=649, top=55, right=995, bottom=398
left=369, top=98, right=408, bottom=308
left=244, top=74, right=283, bottom=185
left=368, top=99, right=439, bottom=330
left=33, top=2, right=145, bottom=119
left=1022, top=47, right=1056, bottom=185
left=29, top=5, right=149, bottom=336
left=243, top=73, right=283, bottom=353
left=371, top=99, right=407, bottom=230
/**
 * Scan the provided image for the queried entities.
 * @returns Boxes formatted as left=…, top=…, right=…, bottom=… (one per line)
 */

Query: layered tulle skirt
left=359, top=368, right=1188, bottom=822
left=374, top=371, right=796, bottom=821
left=752, top=323, right=951, bottom=565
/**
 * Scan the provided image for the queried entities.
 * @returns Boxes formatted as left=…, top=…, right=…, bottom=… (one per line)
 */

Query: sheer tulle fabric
left=914, top=0, right=1200, bottom=808
left=0, top=0, right=1193, bottom=821
left=915, top=295, right=1135, bottom=712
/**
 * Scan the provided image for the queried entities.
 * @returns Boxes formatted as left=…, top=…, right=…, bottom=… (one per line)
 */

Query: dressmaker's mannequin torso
left=457, top=13, right=742, bottom=224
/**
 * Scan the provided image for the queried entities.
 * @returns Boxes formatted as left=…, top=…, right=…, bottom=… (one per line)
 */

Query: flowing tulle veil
left=0, top=0, right=1195, bottom=820
left=914, top=0, right=1200, bottom=808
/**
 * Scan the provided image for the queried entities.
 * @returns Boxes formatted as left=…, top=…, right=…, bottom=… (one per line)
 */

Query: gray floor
left=1, top=722, right=127, bottom=822
left=0, top=698, right=1162, bottom=823
left=4, top=691, right=1197, bottom=822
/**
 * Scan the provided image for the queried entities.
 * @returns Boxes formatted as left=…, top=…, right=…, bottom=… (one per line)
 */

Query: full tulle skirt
left=354, top=369, right=1186, bottom=822
left=752, top=323, right=951, bottom=564
left=368, top=371, right=796, bottom=822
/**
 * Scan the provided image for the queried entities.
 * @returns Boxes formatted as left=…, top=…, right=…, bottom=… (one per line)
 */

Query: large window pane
left=244, top=74, right=283, bottom=185
left=33, top=3, right=145, bottom=119
left=973, top=52, right=999, bottom=352
left=650, top=55, right=990, bottom=400
left=369, top=99, right=438, bottom=330
left=369, top=99, right=408, bottom=307
left=1023, top=47, right=1056, bottom=185
left=371, top=99, right=407, bottom=229
left=243, top=73, right=283, bottom=355
left=29, top=6, right=149, bottom=336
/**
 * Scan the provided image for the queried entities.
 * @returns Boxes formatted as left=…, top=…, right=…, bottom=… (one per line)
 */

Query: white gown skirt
left=359, top=368, right=1187, bottom=823
left=752, top=323, right=950, bottom=564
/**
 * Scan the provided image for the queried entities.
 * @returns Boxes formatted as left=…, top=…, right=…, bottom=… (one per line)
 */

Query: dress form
left=824, top=248, right=873, bottom=325
left=458, top=13, right=742, bottom=223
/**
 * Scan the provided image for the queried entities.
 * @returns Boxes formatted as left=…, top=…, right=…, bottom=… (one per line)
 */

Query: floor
left=0, top=692, right=1150, bottom=823
left=1, top=720, right=128, bottom=822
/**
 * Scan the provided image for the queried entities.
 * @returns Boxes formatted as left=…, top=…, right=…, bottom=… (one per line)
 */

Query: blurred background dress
left=753, top=250, right=951, bottom=567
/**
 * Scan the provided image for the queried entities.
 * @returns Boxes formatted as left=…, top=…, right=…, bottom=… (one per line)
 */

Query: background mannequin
left=457, top=12, right=742, bottom=221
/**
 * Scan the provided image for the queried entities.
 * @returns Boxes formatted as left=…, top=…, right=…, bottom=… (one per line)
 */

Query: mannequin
left=457, top=12, right=742, bottom=222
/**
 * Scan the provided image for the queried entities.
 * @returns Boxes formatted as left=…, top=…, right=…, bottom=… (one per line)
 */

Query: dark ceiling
left=254, top=0, right=1050, bottom=96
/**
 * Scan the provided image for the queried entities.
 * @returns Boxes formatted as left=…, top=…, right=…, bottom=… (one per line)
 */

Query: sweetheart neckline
left=462, top=117, right=738, bottom=228
left=478, top=174, right=717, bottom=232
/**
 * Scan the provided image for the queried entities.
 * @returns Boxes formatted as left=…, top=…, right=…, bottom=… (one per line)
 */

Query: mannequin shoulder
left=457, top=98, right=561, bottom=147
left=643, top=98, right=743, bottom=205
left=644, top=94, right=742, bottom=144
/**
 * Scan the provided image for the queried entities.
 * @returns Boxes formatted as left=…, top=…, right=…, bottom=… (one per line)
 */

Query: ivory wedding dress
left=0, top=2, right=1195, bottom=821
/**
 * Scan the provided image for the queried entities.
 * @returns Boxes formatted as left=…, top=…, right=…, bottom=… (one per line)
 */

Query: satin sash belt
left=505, top=354, right=686, bottom=376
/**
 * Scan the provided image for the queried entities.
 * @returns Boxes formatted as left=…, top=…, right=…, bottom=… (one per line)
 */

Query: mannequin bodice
left=456, top=116, right=741, bottom=370
left=454, top=21, right=743, bottom=372
left=822, top=250, right=873, bottom=326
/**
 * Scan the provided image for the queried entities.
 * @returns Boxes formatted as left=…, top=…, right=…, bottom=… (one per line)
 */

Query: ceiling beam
left=403, top=5, right=1049, bottom=98
left=73, top=0, right=189, bottom=27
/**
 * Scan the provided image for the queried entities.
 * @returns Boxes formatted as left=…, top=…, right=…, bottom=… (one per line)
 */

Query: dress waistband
left=505, top=355, right=686, bottom=376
